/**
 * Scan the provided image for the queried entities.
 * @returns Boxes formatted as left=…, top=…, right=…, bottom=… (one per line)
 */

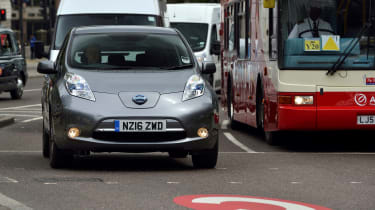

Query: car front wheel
left=10, top=76, right=24, bottom=100
left=192, top=141, right=218, bottom=169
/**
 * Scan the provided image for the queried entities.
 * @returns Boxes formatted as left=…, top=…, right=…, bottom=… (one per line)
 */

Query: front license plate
left=357, top=115, right=375, bottom=125
left=115, top=120, right=166, bottom=132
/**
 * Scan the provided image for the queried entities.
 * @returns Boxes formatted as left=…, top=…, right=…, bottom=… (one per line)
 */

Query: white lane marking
left=0, top=177, right=18, bottom=183
left=223, top=132, right=257, bottom=153
left=350, top=181, right=362, bottom=184
left=167, top=182, right=180, bottom=184
left=105, top=181, right=119, bottom=185
left=0, top=104, right=41, bottom=111
left=215, top=168, right=227, bottom=170
left=291, top=182, right=302, bottom=184
left=269, top=168, right=279, bottom=170
left=21, top=117, right=43, bottom=123
left=0, top=151, right=41, bottom=153
left=24, top=89, right=41, bottom=92
left=0, top=192, right=33, bottom=210
left=43, top=183, right=57, bottom=185
left=221, top=120, right=229, bottom=129
left=229, top=182, right=242, bottom=184
left=0, top=114, right=40, bottom=117
left=0, top=111, right=41, bottom=113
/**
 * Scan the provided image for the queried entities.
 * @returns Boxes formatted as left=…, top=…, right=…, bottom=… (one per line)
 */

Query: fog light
left=294, top=96, right=314, bottom=105
left=68, top=128, right=80, bottom=138
left=197, top=128, right=209, bottom=138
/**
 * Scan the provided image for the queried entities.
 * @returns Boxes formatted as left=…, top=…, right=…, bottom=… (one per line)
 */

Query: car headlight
left=294, top=96, right=313, bottom=105
left=64, top=73, right=95, bottom=101
left=182, top=75, right=205, bottom=101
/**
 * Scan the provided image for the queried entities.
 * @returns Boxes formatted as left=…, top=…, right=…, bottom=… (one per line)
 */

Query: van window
left=170, top=23, right=209, bottom=52
left=54, top=14, right=159, bottom=50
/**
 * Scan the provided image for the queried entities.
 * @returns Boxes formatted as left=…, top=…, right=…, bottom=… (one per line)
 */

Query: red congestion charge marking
left=174, top=195, right=333, bottom=210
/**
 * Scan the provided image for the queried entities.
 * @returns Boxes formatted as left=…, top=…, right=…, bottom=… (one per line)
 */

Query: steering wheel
left=298, top=29, right=335, bottom=38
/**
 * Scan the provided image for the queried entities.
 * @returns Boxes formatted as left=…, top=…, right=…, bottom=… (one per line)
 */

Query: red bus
left=220, top=0, right=375, bottom=144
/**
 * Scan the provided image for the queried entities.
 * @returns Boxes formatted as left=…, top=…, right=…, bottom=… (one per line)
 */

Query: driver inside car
left=288, top=2, right=334, bottom=39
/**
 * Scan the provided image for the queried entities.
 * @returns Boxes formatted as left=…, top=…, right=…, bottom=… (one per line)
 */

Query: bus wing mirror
left=263, top=0, right=275, bottom=8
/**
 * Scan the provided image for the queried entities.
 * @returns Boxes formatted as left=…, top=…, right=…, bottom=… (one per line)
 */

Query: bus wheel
left=257, top=84, right=280, bottom=145
left=264, top=131, right=281, bottom=146
left=227, top=82, right=240, bottom=129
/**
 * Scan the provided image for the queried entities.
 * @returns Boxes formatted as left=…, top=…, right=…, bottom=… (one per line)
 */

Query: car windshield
left=280, top=0, right=375, bottom=70
left=170, top=23, right=209, bottom=52
left=54, top=14, right=159, bottom=50
left=69, top=33, right=194, bottom=70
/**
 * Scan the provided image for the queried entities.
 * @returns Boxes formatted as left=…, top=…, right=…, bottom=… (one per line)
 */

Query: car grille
left=92, top=131, right=187, bottom=142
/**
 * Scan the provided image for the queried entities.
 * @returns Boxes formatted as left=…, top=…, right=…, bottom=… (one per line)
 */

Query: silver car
left=38, top=26, right=219, bottom=169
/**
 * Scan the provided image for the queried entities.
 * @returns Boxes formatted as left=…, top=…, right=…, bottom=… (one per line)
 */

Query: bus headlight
left=294, top=96, right=314, bottom=105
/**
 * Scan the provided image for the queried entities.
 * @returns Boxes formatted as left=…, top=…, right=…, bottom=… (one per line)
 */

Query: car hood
left=69, top=69, right=195, bottom=94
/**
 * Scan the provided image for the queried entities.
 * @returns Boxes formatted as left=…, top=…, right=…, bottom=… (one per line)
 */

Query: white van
left=49, top=0, right=167, bottom=62
left=167, top=3, right=221, bottom=91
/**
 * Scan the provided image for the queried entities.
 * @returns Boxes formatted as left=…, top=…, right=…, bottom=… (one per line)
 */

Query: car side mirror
left=210, top=40, right=221, bottom=56
left=202, top=62, right=216, bottom=74
left=37, top=60, right=57, bottom=74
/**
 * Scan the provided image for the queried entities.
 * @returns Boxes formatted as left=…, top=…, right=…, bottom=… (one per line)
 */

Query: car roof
left=0, top=27, right=14, bottom=33
left=57, top=0, right=161, bottom=15
left=73, top=26, right=178, bottom=35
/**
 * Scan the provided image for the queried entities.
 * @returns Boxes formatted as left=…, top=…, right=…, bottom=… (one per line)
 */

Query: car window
left=69, top=33, right=194, bottom=70
left=0, top=33, right=15, bottom=56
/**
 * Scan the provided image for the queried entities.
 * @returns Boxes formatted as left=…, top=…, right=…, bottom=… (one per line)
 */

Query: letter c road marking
left=174, top=195, right=332, bottom=210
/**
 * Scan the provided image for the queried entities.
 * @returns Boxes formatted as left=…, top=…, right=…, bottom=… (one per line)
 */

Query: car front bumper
left=52, top=90, right=219, bottom=152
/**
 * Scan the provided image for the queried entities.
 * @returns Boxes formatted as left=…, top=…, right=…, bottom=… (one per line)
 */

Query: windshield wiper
left=159, top=64, right=194, bottom=70
left=327, top=23, right=373, bottom=76
left=327, top=5, right=375, bottom=76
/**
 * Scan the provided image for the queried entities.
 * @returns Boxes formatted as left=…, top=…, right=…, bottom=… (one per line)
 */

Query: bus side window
left=238, top=0, right=247, bottom=59
left=269, top=5, right=278, bottom=60
left=229, top=5, right=236, bottom=52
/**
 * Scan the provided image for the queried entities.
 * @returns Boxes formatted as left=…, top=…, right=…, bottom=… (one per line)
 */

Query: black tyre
left=10, top=76, right=24, bottom=100
left=168, top=151, right=188, bottom=158
left=49, top=113, right=72, bottom=169
left=256, top=82, right=281, bottom=146
left=49, top=141, right=72, bottom=169
left=227, top=82, right=240, bottom=129
left=42, top=119, right=50, bottom=158
left=192, top=142, right=218, bottom=169
left=264, top=131, right=281, bottom=146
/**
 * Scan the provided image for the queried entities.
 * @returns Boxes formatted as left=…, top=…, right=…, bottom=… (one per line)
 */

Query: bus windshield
left=279, top=0, right=375, bottom=70
left=54, top=14, right=158, bottom=50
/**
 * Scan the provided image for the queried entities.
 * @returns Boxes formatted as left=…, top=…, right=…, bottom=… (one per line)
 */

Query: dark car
left=0, top=28, right=27, bottom=99
left=38, top=26, right=219, bottom=169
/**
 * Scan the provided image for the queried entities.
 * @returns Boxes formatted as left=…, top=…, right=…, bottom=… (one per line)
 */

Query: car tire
left=227, top=82, right=240, bottom=129
left=168, top=151, right=188, bottom=158
left=42, top=119, right=50, bottom=158
left=192, top=142, right=218, bottom=169
left=49, top=113, right=72, bottom=169
left=10, top=76, right=24, bottom=100
left=49, top=141, right=72, bottom=169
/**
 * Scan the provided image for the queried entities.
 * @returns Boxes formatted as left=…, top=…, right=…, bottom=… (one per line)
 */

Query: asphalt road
left=0, top=77, right=375, bottom=210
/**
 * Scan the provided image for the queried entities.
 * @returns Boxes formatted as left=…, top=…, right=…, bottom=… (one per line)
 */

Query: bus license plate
left=115, top=120, right=166, bottom=132
left=357, top=115, right=375, bottom=125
